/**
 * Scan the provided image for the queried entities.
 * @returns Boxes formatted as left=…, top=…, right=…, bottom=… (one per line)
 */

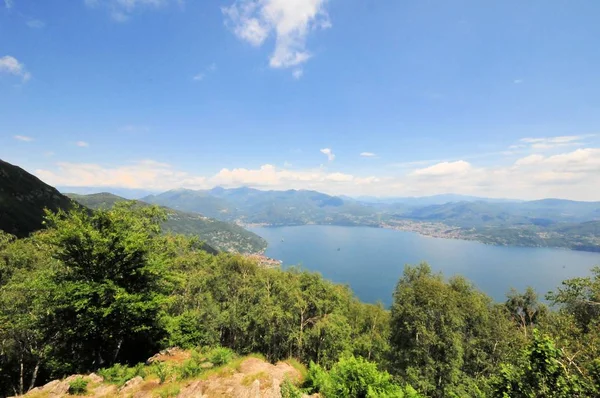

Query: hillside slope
left=0, top=159, right=74, bottom=237
left=17, top=348, right=305, bottom=398
left=68, top=193, right=267, bottom=254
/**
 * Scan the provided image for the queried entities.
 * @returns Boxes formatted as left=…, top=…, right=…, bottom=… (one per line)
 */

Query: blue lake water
left=250, top=225, right=600, bottom=306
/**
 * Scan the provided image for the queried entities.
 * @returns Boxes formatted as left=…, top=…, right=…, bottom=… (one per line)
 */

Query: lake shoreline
left=243, top=221, right=600, bottom=254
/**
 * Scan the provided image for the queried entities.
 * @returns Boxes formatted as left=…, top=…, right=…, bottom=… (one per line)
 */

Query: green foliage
left=178, top=357, right=204, bottom=379
left=68, top=377, right=88, bottom=395
left=389, top=263, right=519, bottom=397
left=98, top=363, right=146, bottom=386
left=208, top=347, right=235, bottom=366
left=153, top=361, right=170, bottom=384
left=41, top=203, right=170, bottom=372
left=280, top=378, right=303, bottom=398
left=305, top=356, right=416, bottom=398
left=491, top=330, right=593, bottom=397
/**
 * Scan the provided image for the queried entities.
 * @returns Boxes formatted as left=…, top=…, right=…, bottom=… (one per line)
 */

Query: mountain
left=397, top=200, right=600, bottom=228
left=57, top=186, right=158, bottom=200
left=0, top=159, right=74, bottom=237
left=143, top=187, right=379, bottom=226
left=355, top=194, right=521, bottom=206
left=68, top=192, right=266, bottom=254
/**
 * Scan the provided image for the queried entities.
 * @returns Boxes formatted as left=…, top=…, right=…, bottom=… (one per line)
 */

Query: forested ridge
left=1, top=204, right=599, bottom=397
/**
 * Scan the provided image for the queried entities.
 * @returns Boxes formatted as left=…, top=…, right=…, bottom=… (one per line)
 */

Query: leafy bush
left=208, top=346, right=235, bottom=366
left=304, top=361, right=331, bottom=393
left=178, top=358, right=203, bottom=379
left=305, top=356, right=416, bottom=398
left=98, top=363, right=146, bottom=387
left=68, top=377, right=88, bottom=395
left=153, top=361, right=170, bottom=384
left=281, top=378, right=303, bottom=398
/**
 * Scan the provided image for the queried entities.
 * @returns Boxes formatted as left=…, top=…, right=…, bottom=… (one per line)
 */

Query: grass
left=241, top=371, right=272, bottom=389
left=284, top=358, right=308, bottom=380
left=153, top=383, right=181, bottom=398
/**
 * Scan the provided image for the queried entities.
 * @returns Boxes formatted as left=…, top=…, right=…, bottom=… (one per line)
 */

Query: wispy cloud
left=292, top=69, right=303, bottom=80
left=4, top=0, right=13, bottom=9
left=320, top=148, right=335, bottom=162
left=360, top=152, right=376, bottom=158
left=76, top=141, right=90, bottom=147
left=0, top=56, right=31, bottom=82
left=84, top=0, right=176, bottom=22
left=513, top=79, right=523, bottom=84
left=192, top=62, right=217, bottom=82
left=26, top=19, right=45, bottom=29
left=33, top=145, right=600, bottom=200
left=519, top=135, right=588, bottom=150
left=411, top=160, right=472, bottom=177
left=223, top=0, right=331, bottom=76
left=14, top=135, right=33, bottom=142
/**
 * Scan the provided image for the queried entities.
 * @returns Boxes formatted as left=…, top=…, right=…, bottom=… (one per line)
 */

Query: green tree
left=389, top=263, right=514, bottom=397
left=41, top=203, right=170, bottom=372
left=492, top=330, right=592, bottom=397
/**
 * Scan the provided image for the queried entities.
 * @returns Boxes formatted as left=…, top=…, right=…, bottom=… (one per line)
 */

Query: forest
left=1, top=203, right=599, bottom=397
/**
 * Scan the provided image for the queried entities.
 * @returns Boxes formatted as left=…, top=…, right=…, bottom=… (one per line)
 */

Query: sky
left=1, top=0, right=600, bottom=200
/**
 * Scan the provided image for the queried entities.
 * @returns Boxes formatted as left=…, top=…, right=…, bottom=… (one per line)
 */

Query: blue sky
left=1, top=0, right=599, bottom=200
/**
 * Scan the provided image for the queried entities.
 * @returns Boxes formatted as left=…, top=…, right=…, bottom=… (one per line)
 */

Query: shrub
left=208, top=346, right=235, bottom=366
left=98, top=363, right=146, bottom=387
left=305, top=356, right=415, bottom=398
left=281, top=378, right=303, bottom=398
left=153, top=361, right=170, bottom=384
left=68, top=377, right=88, bottom=395
left=179, top=358, right=203, bottom=379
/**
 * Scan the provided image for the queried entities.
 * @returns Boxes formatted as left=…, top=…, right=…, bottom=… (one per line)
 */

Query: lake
left=250, top=225, right=600, bottom=306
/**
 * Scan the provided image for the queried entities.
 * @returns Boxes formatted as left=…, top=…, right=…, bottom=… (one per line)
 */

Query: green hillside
left=0, top=159, right=74, bottom=237
left=68, top=192, right=266, bottom=254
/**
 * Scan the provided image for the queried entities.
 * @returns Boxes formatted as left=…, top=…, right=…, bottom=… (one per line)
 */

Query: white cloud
left=412, top=160, right=472, bottom=177
left=519, top=135, right=586, bottom=150
left=76, top=141, right=90, bottom=147
left=292, top=69, right=303, bottom=79
left=26, top=19, right=45, bottom=28
left=30, top=148, right=600, bottom=200
left=223, top=0, right=331, bottom=71
left=84, top=0, right=175, bottom=21
left=320, top=148, right=335, bottom=161
left=35, top=161, right=380, bottom=193
left=14, top=135, right=33, bottom=142
left=360, top=152, right=376, bottom=158
left=0, top=56, right=31, bottom=82
left=193, top=63, right=217, bottom=82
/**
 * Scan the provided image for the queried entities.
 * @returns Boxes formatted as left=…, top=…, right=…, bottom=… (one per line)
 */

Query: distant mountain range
left=6, top=159, right=598, bottom=252
left=0, top=159, right=266, bottom=254
left=142, top=186, right=600, bottom=252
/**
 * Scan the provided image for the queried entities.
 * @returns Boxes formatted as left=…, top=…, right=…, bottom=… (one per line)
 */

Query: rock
left=87, top=373, right=104, bottom=384
left=119, top=376, right=144, bottom=395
